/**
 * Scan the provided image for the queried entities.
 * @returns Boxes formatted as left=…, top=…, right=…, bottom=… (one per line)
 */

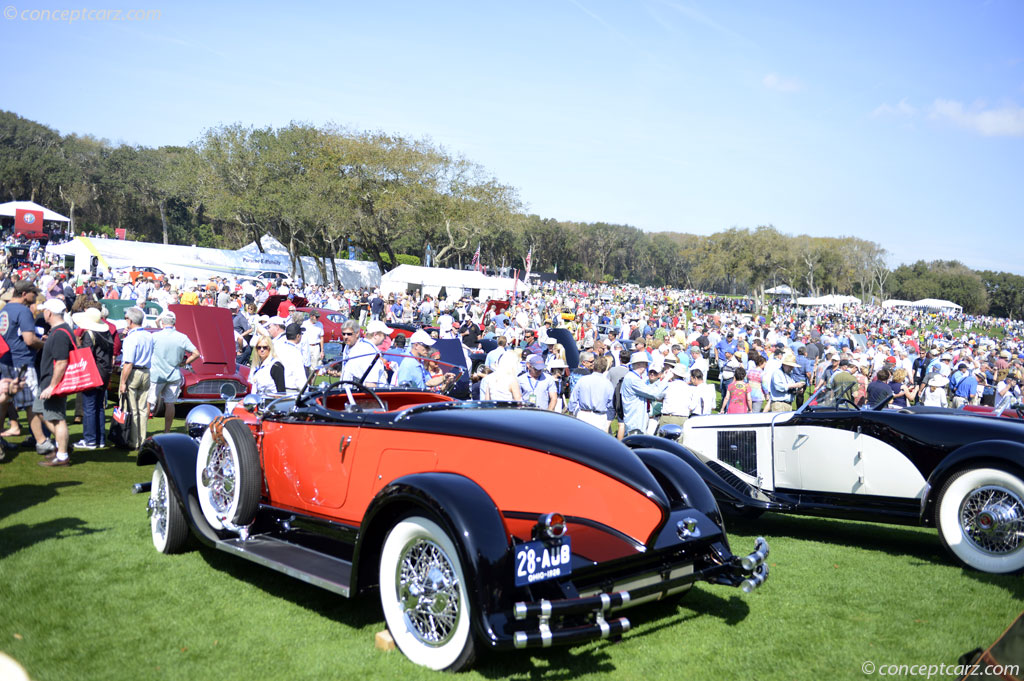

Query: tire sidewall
left=937, top=467, right=1024, bottom=574
left=151, top=464, right=172, bottom=552
left=195, top=422, right=258, bottom=530
left=379, top=516, right=474, bottom=671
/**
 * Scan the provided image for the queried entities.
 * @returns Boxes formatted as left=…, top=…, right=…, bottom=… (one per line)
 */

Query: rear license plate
left=514, top=538, right=572, bottom=586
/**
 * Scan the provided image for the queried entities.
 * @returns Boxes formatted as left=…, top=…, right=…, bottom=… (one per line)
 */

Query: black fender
left=624, top=434, right=777, bottom=512
left=920, top=439, right=1024, bottom=525
left=632, top=447, right=722, bottom=523
left=137, top=433, right=223, bottom=545
left=353, top=472, right=511, bottom=648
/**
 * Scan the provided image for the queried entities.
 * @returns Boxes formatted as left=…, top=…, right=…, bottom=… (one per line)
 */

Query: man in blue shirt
left=0, top=280, right=50, bottom=454
left=119, top=306, right=154, bottom=449
left=620, top=352, right=670, bottom=436
left=715, top=331, right=738, bottom=364
left=394, top=330, right=453, bottom=391
left=951, top=363, right=978, bottom=408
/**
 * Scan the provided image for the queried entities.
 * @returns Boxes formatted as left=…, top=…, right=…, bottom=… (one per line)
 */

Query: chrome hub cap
left=960, top=485, right=1024, bottom=555
left=396, top=539, right=460, bottom=646
left=201, top=444, right=236, bottom=515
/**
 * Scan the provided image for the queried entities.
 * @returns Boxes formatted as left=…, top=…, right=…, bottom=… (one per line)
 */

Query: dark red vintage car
left=295, top=306, right=347, bottom=342
left=140, top=357, right=770, bottom=671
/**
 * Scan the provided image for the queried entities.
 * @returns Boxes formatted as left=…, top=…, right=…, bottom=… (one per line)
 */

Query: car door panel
left=262, top=421, right=359, bottom=511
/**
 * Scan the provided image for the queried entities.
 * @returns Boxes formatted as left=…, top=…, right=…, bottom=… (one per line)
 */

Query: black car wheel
left=195, top=418, right=260, bottom=531
left=378, top=516, right=476, bottom=671
left=936, top=467, right=1024, bottom=574
left=150, top=463, right=188, bottom=554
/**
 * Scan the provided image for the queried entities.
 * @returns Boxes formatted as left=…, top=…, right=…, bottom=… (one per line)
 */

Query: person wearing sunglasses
left=339, top=319, right=388, bottom=387
left=248, top=339, right=286, bottom=394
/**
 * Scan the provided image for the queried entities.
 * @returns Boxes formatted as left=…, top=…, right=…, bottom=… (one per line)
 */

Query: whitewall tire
left=195, top=418, right=260, bottom=531
left=378, top=516, right=476, bottom=671
left=936, top=467, right=1024, bottom=574
left=150, top=463, right=188, bottom=554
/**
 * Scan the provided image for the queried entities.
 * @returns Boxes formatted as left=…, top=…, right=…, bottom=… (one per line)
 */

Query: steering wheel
left=323, top=379, right=387, bottom=412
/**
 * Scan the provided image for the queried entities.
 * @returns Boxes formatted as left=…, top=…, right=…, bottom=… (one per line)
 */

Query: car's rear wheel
left=379, top=516, right=476, bottom=671
left=195, top=418, right=260, bottom=531
left=150, top=463, right=188, bottom=554
left=936, top=467, right=1024, bottom=574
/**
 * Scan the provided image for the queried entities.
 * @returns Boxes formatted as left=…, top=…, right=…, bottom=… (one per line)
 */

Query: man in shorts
left=0, top=280, right=52, bottom=455
left=148, top=311, right=199, bottom=434
left=36, top=299, right=75, bottom=466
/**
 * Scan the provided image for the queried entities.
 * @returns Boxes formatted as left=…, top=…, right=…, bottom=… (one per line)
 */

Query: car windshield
left=303, top=350, right=465, bottom=399
left=800, top=382, right=858, bottom=412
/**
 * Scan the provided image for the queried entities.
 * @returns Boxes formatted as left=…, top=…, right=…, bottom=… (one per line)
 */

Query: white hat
left=672, top=363, right=690, bottom=379
left=410, top=330, right=435, bottom=346
left=41, top=299, right=66, bottom=315
left=71, top=307, right=107, bottom=332
left=548, top=359, right=568, bottom=369
left=366, top=320, right=393, bottom=335
left=629, top=352, right=650, bottom=365
left=268, top=316, right=286, bottom=326
left=541, top=336, right=557, bottom=345
left=928, top=374, right=949, bottom=388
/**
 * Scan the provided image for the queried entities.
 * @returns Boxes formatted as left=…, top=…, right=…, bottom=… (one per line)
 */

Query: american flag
left=471, top=242, right=481, bottom=272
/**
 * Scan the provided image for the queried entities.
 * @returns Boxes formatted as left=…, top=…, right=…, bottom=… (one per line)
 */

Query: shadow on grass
left=196, top=548, right=383, bottom=630
left=0, top=516, right=102, bottom=559
left=730, top=513, right=1024, bottom=598
left=0, top=481, right=82, bottom=522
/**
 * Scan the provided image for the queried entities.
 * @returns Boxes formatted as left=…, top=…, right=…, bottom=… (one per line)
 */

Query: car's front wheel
left=378, top=516, right=476, bottom=671
left=936, top=467, right=1024, bottom=574
left=150, top=463, right=188, bottom=554
left=195, top=418, right=260, bottom=531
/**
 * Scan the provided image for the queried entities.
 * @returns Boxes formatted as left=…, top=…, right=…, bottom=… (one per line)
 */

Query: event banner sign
left=115, top=228, right=127, bottom=240
left=14, top=209, right=44, bottom=236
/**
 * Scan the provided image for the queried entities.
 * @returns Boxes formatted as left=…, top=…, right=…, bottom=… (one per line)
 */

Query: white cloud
left=762, top=73, right=803, bottom=93
left=871, top=98, right=917, bottom=118
left=929, top=99, right=1024, bottom=137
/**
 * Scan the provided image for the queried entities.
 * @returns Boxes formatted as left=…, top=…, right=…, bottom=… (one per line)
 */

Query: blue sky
left=3, top=0, right=1022, bottom=274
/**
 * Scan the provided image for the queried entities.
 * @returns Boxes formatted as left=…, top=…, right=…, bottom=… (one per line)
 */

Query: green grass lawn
left=1, top=412, right=1021, bottom=681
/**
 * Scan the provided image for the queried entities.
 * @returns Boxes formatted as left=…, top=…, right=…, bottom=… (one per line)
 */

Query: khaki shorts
left=148, top=379, right=183, bottom=406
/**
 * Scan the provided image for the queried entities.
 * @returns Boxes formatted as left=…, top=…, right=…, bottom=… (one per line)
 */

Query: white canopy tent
left=381, top=264, right=520, bottom=301
left=765, top=285, right=800, bottom=296
left=913, top=298, right=963, bottom=313
left=0, top=200, right=71, bottom=222
left=237, top=234, right=380, bottom=288
left=882, top=299, right=915, bottom=308
left=795, top=294, right=862, bottom=307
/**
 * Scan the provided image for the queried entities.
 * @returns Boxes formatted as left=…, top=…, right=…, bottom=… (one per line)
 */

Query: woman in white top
left=921, top=375, right=948, bottom=408
left=249, top=338, right=286, bottom=394
left=482, top=350, right=523, bottom=402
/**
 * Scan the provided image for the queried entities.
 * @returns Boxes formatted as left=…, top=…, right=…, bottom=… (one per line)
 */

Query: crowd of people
left=1, top=256, right=1022, bottom=469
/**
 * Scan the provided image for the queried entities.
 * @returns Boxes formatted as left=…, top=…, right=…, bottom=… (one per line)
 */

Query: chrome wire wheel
left=379, top=517, right=475, bottom=671
left=201, top=442, right=237, bottom=517
left=397, top=538, right=461, bottom=647
left=959, top=484, right=1024, bottom=556
left=937, top=467, right=1024, bottom=574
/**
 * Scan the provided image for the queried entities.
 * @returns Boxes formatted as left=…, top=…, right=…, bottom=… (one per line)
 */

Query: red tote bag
left=51, top=328, right=104, bottom=396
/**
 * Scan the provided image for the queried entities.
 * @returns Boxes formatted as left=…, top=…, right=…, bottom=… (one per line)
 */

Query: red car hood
left=169, top=304, right=236, bottom=373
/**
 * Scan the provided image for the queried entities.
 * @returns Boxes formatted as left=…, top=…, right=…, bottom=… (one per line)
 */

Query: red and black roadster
left=139, top=358, right=769, bottom=671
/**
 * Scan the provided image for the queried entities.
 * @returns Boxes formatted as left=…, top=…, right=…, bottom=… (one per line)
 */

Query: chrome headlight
left=186, top=404, right=222, bottom=439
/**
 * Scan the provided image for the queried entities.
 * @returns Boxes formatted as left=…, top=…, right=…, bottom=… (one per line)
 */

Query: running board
left=214, top=535, right=352, bottom=597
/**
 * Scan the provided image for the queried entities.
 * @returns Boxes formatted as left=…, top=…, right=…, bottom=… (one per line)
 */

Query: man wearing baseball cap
left=393, top=330, right=453, bottom=391
left=518, top=354, right=558, bottom=410
left=0, top=279, right=46, bottom=452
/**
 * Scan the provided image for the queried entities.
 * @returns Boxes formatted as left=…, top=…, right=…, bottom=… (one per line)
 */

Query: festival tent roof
left=380, top=264, right=519, bottom=300
left=765, top=285, right=800, bottom=295
left=913, top=298, right=963, bottom=312
left=795, top=294, right=861, bottom=307
left=0, top=200, right=71, bottom=222
left=882, top=299, right=915, bottom=308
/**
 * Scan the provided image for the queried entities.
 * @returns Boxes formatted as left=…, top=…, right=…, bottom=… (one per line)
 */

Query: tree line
left=2, top=110, right=1022, bottom=319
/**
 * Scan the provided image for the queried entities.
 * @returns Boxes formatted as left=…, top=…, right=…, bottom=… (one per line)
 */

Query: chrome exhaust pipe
left=740, top=537, right=770, bottom=572
left=741, top=564, right=769, bottom=593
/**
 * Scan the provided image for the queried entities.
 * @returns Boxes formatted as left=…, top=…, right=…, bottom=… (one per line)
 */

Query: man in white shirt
left=689, top=368, right=717, bottom=416
left=275, top=323, right=307, bottom=392
left=301, top=311, right=325, bottom=369
left=340, top=319, right=387, bottom=387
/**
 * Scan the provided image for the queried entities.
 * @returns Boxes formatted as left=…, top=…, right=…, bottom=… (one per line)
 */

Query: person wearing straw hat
left=766, top=351, right=805, bottom=412
left=71, top=306, right=114, bottom=450
left=922, top=373, right=949, bottom=408
left=620, top=351, right=670, bottom=436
